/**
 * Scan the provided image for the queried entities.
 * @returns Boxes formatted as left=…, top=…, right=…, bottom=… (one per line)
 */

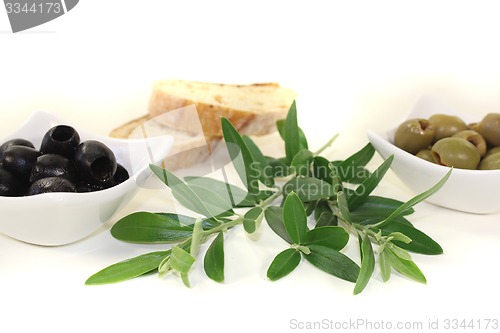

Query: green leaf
left=377, top=168, right=453, bottom=228
left=276, top=118, right=308, bottom=150
left=266, top=156, right=292, bottom=178
left=284, top=101, right=301, bottom=164
left=221, top=117, right=259, bottom=195
left=314, top=199, right=337, bottom=227
left=242, top=135, right=275, bottom=187
left=184, top=176, right=248, bottom=208
left=313, top=156, right=335, bottom=184
left=336, top=191, right=352, bottom=223
left=267, top=248, right=301, bottom=281
left=304, top=244, right=360, bottom=283
left=243, top=206, right=264, bottom=234
left=283, top=176, right=337, bottom=202
left=390, top=244, right=412, bottom=260
left=85, top=250, right=170, bottom=285
left=336, top=143, right=375, bottom=184
left=150, top=164, right=214, bottom=218
left=303, top=226, right=349, bottom=251
left=379, top=249, right=392, bottom=282
left=346, top=155, right=394, bottom=210
left=316, top=211, right=338, bottom=227
left=283, top=192, right=308, bottom=244
left=110, top=212, right=195, bottom=243
left=378, top=221, right=443, bottom=255
left=353, top=234, right=375, bottom=295
left=350, top=196, right=415, bottom=222
left=204, top=232, right=225, bottom=283
left=291, top=149, right=314, bottom=176
left=170, top=246, right=195, bottom=275
left=265, top=206, right=293, bottom=244
left=386, top=249, right=427, bottom=284
left=182, top=181, right=235, bottom=217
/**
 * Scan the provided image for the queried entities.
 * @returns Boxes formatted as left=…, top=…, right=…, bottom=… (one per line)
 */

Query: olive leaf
left=243, top=206, right=264, bottom=234
left=221, top=117, right=259, bottom=195
left=88, top=100, right=447, bottom=294
left=242, top=135, right=275, bottom=187
left=350, top=196, right=415, bottom=222
left=265, top=206, right=293, bottom=244
left=304, top=244, right=360, bottom=283
left=379, top=250, right=392, bottom=282
left=385, top=248, right=426, bottom=284
left=283, top=192, right=308, bottom=244
left=353, top=234, right=375, bottom=295
left=346, top=155, right=394, bottom=210
left=170, top=246, right=196, bottom=287
left=284, top=101, right=301, bottom=165
left=267, top=248, right=301, bottom=281
left=302, top=226, right=349, bottom=251
left=291, top=149, right=314, bottom=176
left=283, top=176, right=337, bottom=202
left=377, top=221, right=443, bottom=255
left=266, top=156, right=292, bottom=178
left=335, top=142, right=375, bottom=184
left=85, top=250, right=171, bottom=285
left=150, top=164, right=215, bottom=218
left=110, top=212, right=195, bottom=243
left=204, top=232, right=225, bottom=283
left=376, top=168, right=453, bottom=228
left=336, top=191, right=352, bottom=224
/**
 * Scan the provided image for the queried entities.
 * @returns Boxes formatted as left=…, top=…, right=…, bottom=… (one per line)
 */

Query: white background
left=1, top=1, right=500, bottom=332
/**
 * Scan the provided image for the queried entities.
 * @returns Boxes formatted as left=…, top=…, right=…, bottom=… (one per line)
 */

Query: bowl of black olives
left=0, top=111, right=173, bottom=245
left=368, top=95, right=500, bottom=214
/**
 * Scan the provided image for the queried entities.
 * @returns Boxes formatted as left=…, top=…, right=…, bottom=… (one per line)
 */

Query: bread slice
left=148, top=80, right=297, bottom=138
left=110, top=80, right=296, bottom=169
left=109, top=110, right=216, bottom=170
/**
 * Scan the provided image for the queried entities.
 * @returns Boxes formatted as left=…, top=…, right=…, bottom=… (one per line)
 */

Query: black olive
left=0, top=167, right=25, bottom=196
left=73, top=140, right=117, bottom=185
left=112, top=163, right=130, bottom=184
left=40, top=125, right=80, bottom=157
left=30, top=154, right=76, bottom=183
left=0, top=138, right=35, bottom=161
left=27, top=177, right=76, bottom=195
left=1, top=145, right=41, bottom=183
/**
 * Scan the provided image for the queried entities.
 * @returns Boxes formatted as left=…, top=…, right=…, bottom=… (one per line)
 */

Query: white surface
left=1, top=1, right=500, bottom=332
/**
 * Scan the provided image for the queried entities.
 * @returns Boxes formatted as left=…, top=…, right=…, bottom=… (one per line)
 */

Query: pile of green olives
left=394, top=113, right=500, bottom=170
left=0, top=125, right=129, bottom=197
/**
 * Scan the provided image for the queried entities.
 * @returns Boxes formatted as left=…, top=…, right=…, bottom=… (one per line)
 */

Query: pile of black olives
left=394, top=113, right=500, bottom=170
left=0, top=125, right=129, bottom=197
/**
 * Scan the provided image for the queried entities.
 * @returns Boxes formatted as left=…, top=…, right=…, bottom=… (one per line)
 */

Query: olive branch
left=86, top=101, right=450, bottom=294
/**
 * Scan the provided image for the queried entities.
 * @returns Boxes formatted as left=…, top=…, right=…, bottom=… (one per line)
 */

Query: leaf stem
left=313, top=134, right=339, bottom=156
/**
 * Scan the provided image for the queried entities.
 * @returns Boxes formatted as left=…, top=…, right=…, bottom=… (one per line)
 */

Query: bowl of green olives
left=368, top=96, right=500, bottom=214
left=0, top=111, right=173, bottom=245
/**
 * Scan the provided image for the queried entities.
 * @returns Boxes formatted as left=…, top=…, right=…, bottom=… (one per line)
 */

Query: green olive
left=476, top=113, right=500, bottom=146
left=431, top=137, right=480, bottom=169
left=416, top=149, right=435, bottom=163
left=485, top=146, right=500, bottom=157
left=428, top=114, right=468, bottom=141
left=478, top=152, right=500, bottom=170
left=452, top=130, right=487, bottom=157
left=394, top=118, right=435, bottom=154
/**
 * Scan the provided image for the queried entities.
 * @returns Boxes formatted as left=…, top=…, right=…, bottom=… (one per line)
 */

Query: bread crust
left=147, top=81, right=296, bottom=138
left=110, top=80, right=297, bottom=169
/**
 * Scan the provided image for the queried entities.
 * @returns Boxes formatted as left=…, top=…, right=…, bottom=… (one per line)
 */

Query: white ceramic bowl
left=368, top=96, right=500, bottom=214
left=0, top=111, right=173, bottom=245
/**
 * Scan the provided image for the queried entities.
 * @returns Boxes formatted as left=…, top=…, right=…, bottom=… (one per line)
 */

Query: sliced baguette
left=110, top=80, right=296, bottom=169
left=109, top=112, right=216, bottom=170
left=148, top=80, right=297, bottom=138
